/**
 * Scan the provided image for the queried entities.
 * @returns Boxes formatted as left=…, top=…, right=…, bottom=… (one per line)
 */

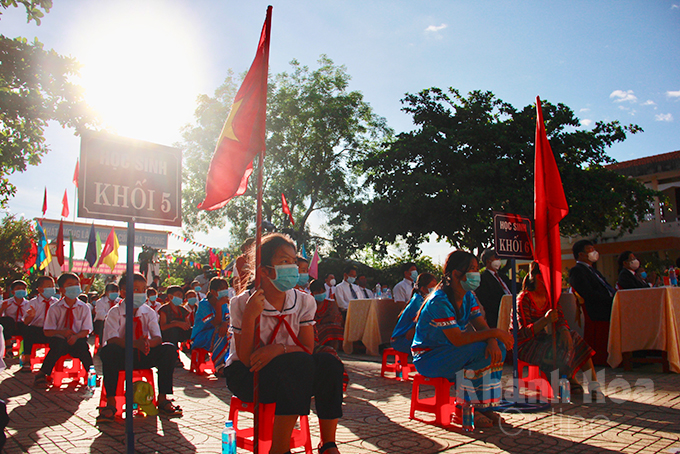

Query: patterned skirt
left=517, top=329, right=594, bottom=379
left=314, top=300, right=344, bottom=347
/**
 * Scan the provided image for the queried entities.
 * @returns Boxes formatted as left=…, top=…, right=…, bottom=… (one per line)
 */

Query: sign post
left=493, top=212, right=533, bottom=403
left=79, top=131, right=181, bottom=452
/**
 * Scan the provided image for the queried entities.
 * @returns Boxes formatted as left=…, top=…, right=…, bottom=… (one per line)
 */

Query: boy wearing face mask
left=324, top=274, right=336, bottom=302
left=97, top=273, right=181, bottom=422
left=476, top=249, right=512, bottom=328
left=34, top=273, right=94, bottom=388
left=0, top=280, right=29, bottom=342
left=568, top=240, right=616, bottom=322
left=190, top=277, right=230, bottom=376
left=393, top=262, right=418, bottom=304
left=146, top=288, right=162, bottom=314
left=93, top=283, right=120, bottom=340
left=617, top=251, right=649, bottom=290
left=20, top=276, right=57, bottom=372
left=159, top=286, right=191, bottom=349
left=334, top=265, right=362, bottom=316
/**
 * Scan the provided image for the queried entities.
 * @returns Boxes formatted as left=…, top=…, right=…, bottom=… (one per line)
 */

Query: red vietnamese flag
left=61, top=190, right=69, bottom=218
left=42, top=187, right=47, bottom=216
left=55, top=219, right=65, bottom=266
left=534, top=96, right=569, bottom=309
left=198, top=7, right=272, bottom=211
left=281, top=193, right=295, bottom=225
left=73, top=160, right=79, bottom=188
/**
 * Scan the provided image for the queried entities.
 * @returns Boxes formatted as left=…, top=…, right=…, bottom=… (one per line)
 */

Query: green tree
left=179, top=56, right=391, bottom=249
left=0, top=215, right=38, bottom=286
left=0, top=1, right=97, bottom=206
left=331, top=88, right=658, bottom=255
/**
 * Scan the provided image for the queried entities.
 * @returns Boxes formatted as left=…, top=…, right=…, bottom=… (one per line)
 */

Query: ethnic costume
left=190, top=299, right=230, bottom=372
left=391, top=293, right=424, bottom=353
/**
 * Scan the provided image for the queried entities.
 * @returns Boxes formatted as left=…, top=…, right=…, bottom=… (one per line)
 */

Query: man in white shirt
left=324, top=274, right=336, bottom=301
left=334, top=265, right=362, bottom=314
left=393, top=262, right=417, bottom=304
left=476, top=249, right=511, bottom=328
left=33, top=273, right=94, bottom=387
left=20, top=276, right=57, bottom=372
left=93, top=283, right=120, bottom=339
left=97, top=273, right=181, bottom=422
left=356, top=274, right=374, bottom=299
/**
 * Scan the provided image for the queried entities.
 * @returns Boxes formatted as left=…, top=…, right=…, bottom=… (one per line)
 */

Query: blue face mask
left=217, top=289, right=230, bottom=299
left=194, top=286, right=202, bottom=292
left=314, top=292, right=327, bottom=302
left=42, top=287, right=56, bottom=299
left=346, top=276, right=356, bottom=284
left=64, top=285, right=81, bottom=300
left=172, top=296, right=183, bottom=306
left=640, top=271, right=648, bottom=279
left=133, top=293, right=147, bottom=308
left=14, top=289, right=27, bottom=299
left=187, top=297, right=198, bottom=306
left=149, top=295, right=157, bottom=302
left=269, top=264, right=300, bottom=292
left=460, top=272, right=481, bottom=292
left=108, top=292, right=119, bottom=301
left=410, top=270, right=418, bottom=281
left=297, top=273, right=310, bottom=286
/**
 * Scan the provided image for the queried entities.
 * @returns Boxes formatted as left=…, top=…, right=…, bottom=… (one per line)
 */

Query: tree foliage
left=0, top=1, right=97, bottom=207
left=331, top=88, right=658, bottom=255
left=179, top=56, right=391, bottom=250
left=0, top=215, right=38, bottom=285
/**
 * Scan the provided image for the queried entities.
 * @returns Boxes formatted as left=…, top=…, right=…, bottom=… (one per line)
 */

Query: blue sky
left=3, top=0, right=679, bottom=263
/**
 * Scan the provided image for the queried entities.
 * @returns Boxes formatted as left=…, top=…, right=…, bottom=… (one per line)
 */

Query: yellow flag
left=99, top=227, right=120, bottom=272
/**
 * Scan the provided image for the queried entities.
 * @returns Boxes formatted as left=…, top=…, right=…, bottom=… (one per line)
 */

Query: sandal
left=96, top=406, right=116, bottom=423
left=319, top=441, right=339, bottom=454
left=18, top=365, right=32, bottom=373
left=33, top=374, right=49, bottom=388
left=474, top=411, right=493, bottom=428
left=570, top=382, right=585, bottom=395
left=480, top=411, right=505, bottom=426
left=158, top=399, right=183, bottom=417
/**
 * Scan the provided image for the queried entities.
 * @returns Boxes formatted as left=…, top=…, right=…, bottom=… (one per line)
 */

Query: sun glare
left=72, top=4, right=206, bottom=145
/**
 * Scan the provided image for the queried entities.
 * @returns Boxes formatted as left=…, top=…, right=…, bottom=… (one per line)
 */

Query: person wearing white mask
left=476, top=249, right=512, bottom=328
left=34, top=273, right=94, bottom=388
left=334, top=265, right=361, bottom=315
left=568, top=240, right=616, bottom=322
left=324, top=274, right=336, bottom=301
left=616, top=251, right=649, bottom=290
left=393, top=262, right=418, bottom=304
left=20, top=276, right=58, bottom=372
left=93, top=283, right=120, bottom=339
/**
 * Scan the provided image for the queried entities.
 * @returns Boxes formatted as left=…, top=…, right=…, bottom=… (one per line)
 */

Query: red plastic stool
left=517, top=360, right=554, bottom=399
left=9, top=336, right=23, bottom=357
left=228, top=396, right=313, bottom=454
left=99, top=369, right=156, bottom=418
left=409, top=373, right=461, bottom=427
left=381, top=348, right=414, bottom=381
left=50, top=355, right=87, bottom=387
left=190, top=348, right=215, bottom=375
left=29, top=343, right=50, bottom=371
left=92, top=335, right=101, bottom=356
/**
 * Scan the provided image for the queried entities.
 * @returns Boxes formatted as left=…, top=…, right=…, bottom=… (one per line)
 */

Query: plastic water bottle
left=461, top=400, right=474, bottom=432
left=559, top=375, right=571, bottom=403
left=671, top=267, right=678, bottom=286
left=87, top=365, right=97, bottom=394
left=375, top=284, right=382, bottom=299
left=222, top=421, right=236, bottom=454
left=385, top=288, right=393, bottom=299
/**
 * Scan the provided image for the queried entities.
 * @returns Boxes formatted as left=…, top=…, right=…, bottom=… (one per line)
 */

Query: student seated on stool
left=0, top=280, right=29, bottom=343
left=93, top=283, right=120, bottom=340
left=33, top=273, right=94, bottom=387
left=97, top=272, right=182, bottom=423
left=159, top=286, right=192, bottom=348
left=20, top=276, right=57, bottom=373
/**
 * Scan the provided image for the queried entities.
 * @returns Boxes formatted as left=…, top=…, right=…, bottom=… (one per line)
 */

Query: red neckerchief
left=14, top=299, right=23, bottom=319
left=267, top=314, right=310, bottom=354
left=43, top=296, right=51, bottom=319
left=64, top=305, right=75, bottom=331
left=133, top=316, right=144, bottom=340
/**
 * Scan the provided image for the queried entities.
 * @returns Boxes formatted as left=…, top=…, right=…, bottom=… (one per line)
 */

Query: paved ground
left=1, top=349, right=679, bottom=453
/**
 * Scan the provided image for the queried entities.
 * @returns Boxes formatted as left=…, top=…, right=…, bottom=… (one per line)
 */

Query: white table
left=342, top=298, right=405, bottom=356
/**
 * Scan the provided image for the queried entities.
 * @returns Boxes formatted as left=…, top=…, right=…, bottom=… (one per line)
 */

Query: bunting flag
left=42, top=187, right=47, bottom=217
left=61, top=190, right=69, bottom=218
left=97, top=226, right=120, bottom=272
left=55, top=219, right=65, bottom=266
left=209, top=249, right=219, bottom=269
left=281, top=193, right=295, bottom=225
left=96, top=231, right=102, bottom=259
left=36, top=221, right=52, bottom=270
left=23, top=239, right=37, bottom=271
left=221, top=255, right=229, bottom=270
left=73, top=160, right=79, bottom=188
left=85, top=223, right=98, bottom=267
left=197, top=6, right=272, bottom=211
left=300, top=244, right=308, bottom=260
left=309, top=248, right=320, bottom=279
left=534, top=96, right=569, bottom=308
left=69, top=232, right=74, bottom=271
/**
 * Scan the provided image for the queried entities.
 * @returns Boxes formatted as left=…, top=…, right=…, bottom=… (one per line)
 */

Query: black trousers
left=22, top=325, right=49, bottom=357
left=99, top=343, right=177, bottom=397
left=225, top=351, right=343, bottom=419
left=40, top=337, right=93, bottom=375
left=0, top=318, right=21, bottom=341
left=161, top=327, right=191, bottom=347
left=93, top=320, right=105, bottom=339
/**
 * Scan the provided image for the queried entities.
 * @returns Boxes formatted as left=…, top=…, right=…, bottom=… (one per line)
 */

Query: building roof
left=607, top=149, right=680, bottom=178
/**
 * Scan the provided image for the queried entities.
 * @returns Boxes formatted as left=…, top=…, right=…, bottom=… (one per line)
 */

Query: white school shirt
left=146, top=300, right=162, bottom=315
left=26, top=294, right=57, bottom=327
left=226, top=289, right=316, bottom=367
left=334, top=280, right=362, bottom=311
left=94, top=296, right=120, bottom=321
left=324, top=283, right=336, bottom=301
left=44, top=298, right=93, bottom=337
left=393, top=279, right=414, bottom=303
left=102, top=303, right=162, bottom=346
left=2, top=296, right=27, bottom=322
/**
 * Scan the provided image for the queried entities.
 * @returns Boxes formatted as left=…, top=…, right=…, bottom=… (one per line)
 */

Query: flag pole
left=253, top=147, right=264, bottom=454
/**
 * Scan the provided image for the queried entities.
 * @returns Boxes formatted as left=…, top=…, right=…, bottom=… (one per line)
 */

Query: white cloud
left=672, top=4, right=679, bottom=9
left=425, top=24, right=447, bottom=33
left=580, top=119, right=592, bottom=127
left=579, top=108, right=590, bottom=113
left=618, top=105, right=629, bottom=111
left=610, top=90, right=638, bottom=103
left=641, top=100, right=656, bottom=106
left=667, top=90, right=680, bottom=98
left=656, top=113, right=674, bottom=122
